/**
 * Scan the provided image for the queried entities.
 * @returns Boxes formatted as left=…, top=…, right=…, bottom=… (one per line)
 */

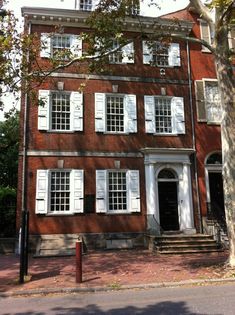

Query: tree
left=188, top=0, right=235, bottom=266
left=0, top=109, right=19, bottom=189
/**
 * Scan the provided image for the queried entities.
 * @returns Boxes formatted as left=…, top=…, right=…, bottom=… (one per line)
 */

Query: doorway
left=208, top=172, right=225, bottom=222
left=158, top=169, right=179, bottom=231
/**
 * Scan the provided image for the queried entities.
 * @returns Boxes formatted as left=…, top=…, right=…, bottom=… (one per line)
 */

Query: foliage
left=0, top=109, right=19, bottom=188
left=0, top=186, right=16, bottom=237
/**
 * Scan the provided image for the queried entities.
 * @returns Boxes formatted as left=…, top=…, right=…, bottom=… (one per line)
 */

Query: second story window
left=95, top=93, right=137, bottom=134
left=106, top=95, right=125, bottom=132
left=143, top=41, right=181, bottom=67
left=195, top=79, right=222, bottom=124
left=38, top=90, right=83, bottom=132
left=51, top=92, right=71, bottom=131
left=155, top=98, right=172, bottom=133
left=40, top=33, right=82, bottom=59
left=144, top=96, right=185, bottom=135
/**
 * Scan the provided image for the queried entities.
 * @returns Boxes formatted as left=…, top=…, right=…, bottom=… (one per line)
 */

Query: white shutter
left=172, top=97, right=185, bottom=134
left=40, top=33, right=51, bottom=58
left=168, top=43, right=181, bottom=66
left=200, top=20, right=211, bottom=52
left=128, top=170, right=140, bottom=213
left=70, top=92, right=83, bottom=131
left=70, top=35, right=82, bottom=57
left=96, top=170, right=107, bottom=213
left=124, top=94, right=137, bottom=133
left=70, top=170, right=84, bottom=213
left=35, top=170, right=48, bottom=214
left=95, top=93, right=106, bottom=132
left=122, top=42, right=134, bottom=63
left=38, top=90, right=50, bottom=131
left=142, top=41, right=152, bottom=64
left=144, top=96, right=155, bottom=133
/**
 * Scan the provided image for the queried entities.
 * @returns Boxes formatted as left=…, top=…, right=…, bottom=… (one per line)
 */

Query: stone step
left=153, top=234, right=222, bottom=255
left=156, top=244, right=220, bottom=251
left=36, top=248, right=76, bottom=257
left=155, top=239, right=216, bottom=246
left=158, top=248, right=224, bottom=255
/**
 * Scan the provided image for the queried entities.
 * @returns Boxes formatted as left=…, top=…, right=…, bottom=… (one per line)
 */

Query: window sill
left=153, top=133, right=179, bottom=136
left=45, top=212, right=78, bottom=216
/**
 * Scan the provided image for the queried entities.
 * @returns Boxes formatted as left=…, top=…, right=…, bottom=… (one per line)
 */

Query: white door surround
left=142, top=148, right=195, bottom=234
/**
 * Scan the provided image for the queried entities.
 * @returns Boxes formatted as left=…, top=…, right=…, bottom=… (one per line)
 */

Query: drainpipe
left=19, top=21, right=31, bottom=284
left=186, top=40, right=203, bottom=234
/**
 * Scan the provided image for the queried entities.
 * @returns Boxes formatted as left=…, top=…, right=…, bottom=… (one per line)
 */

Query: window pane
left=80, top=0, right=93, bottom=11
left=108, top=172, right=127, bottom=211
left=50, top=171, right=70, bottom=213
left=109, top=40, right=123, bottom=63
left=205, top=81, right=222, bottom=123
left=51, top=92, right=71, bottom=131
left=155, top=98, right=172, bottom=133
left=152, top=42, right=169, bottom=66
left=106, top=95, right=124, bottom=132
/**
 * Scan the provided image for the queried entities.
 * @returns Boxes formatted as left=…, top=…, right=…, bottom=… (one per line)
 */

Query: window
left=95, top=93, right=137, bottom=133
left=96, top=170, right=140, bottom=213
left=50, top=171, right=70, bottom=213
left=199, top=20, right=212, bottom=52
left=206, top=153, right=222, bottom=165
left=195, top=79, right=222, bottom=124
left=106, top=95, right=124, bottom=132
left=144, top=96, right=185, bottom=134
left=40, top=33, right=82, bottom=59
left=155, top=98, right=172, bottom=133
left=38, top=90, right=83, bottom=132
left=79, top=0, right=93, bottom=11
left=108, top=171, right=127, bottom=211
left=109, top=40, right=134, bottom=64
left=35, top=170, right=84, bottom=215
left=143, top=41, right=181, bottom=67
left=51, top=92, right=70, bottom=131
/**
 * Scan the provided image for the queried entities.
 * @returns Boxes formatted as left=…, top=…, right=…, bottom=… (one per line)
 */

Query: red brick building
left=18, top=3, right=232, bottom=252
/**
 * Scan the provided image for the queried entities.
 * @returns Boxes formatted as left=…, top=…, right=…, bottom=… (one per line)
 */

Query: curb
left=1, top=277, right=235, bottom=298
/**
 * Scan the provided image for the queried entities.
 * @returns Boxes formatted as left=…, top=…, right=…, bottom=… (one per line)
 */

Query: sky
left=0, top=0, right=190, bottom=120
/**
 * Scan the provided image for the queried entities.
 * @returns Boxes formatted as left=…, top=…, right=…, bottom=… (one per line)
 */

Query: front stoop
left=153, top=234, right=223, bottom=254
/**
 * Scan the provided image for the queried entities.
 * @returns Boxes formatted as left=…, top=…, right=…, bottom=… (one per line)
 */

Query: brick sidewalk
left=0, top=250, right=231, bottom=294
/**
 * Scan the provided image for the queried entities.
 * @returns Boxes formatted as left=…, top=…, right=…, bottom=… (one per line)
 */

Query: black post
left=24, top=211, right=29, bottom=276
left=19, top=210, right=26, bottom=284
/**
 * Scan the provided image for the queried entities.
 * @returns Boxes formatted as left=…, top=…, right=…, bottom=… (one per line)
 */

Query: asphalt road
left=1, top=283, right=235, bottom=315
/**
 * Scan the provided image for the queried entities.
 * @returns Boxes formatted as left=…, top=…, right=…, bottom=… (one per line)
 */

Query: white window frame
left=79, top=0, right=93, bottom=11
left=38, top=90, right=83, bottom=132
left=35, top=169, right=84, bottom=215
left=143, top=41, right=181, bottom=67
left=96, top=169, right=141, bottom=214
left=199, top=19, right=212, bottom=53
left=40, top=33, right=82, bottom=59
left=144, top=96, right=185, bottom=135
left=109, top=40, right=134, bottom=64
left=203, top=79, right=222, bottom=124
left=95, top=93, right=137, bottom=134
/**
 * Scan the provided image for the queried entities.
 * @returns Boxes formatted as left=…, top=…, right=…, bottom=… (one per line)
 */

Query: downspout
left=19, top=20, right=31, bottom=283
left=186, top=39, right=203, bottom=234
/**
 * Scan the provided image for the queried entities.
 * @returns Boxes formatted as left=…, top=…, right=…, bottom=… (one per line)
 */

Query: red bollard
left=76, top=240, right=82, bottom=283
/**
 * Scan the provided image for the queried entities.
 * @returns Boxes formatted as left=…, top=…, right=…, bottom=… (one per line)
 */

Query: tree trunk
left=215, top=52, right=235, bottom=266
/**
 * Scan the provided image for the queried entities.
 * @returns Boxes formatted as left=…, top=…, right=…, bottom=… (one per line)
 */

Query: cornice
left=21, top=7, right=193, bottom=35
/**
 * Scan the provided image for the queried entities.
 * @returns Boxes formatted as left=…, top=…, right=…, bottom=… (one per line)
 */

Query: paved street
left=1, top=283, right=235, bottom=315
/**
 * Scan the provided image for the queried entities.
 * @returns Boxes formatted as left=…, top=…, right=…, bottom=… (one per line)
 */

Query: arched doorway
left=158, top=169, right=179, bottom=231
left=205, top=152, right=225, bottom=223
